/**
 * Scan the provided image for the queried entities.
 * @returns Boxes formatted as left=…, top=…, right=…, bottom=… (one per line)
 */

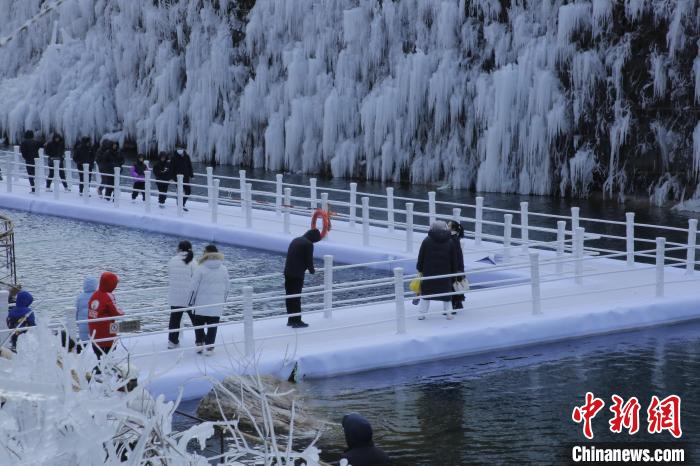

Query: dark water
left=5, top=168, right=700, bottom=464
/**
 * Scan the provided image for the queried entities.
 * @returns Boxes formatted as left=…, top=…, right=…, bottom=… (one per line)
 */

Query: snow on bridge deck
left=1, top=157, right=700, bottom=401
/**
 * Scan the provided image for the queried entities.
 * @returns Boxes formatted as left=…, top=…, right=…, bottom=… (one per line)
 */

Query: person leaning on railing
left=283, top=229, right=322, bottom=328
left=19, top=130, right=42, bottom=193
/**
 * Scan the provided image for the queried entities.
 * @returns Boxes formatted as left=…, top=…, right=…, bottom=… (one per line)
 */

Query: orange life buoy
left=311, top=208, right=332, bottom=239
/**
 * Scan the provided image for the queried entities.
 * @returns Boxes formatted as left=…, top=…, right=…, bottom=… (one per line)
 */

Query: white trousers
left=418, top=299, right=451, bottom=315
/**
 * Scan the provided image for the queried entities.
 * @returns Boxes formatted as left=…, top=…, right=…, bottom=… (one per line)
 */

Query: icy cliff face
left=0, top=1, right=698, bottom=202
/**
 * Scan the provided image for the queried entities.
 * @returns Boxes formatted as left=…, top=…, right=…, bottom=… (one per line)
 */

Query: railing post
left=387, top=187, right=395, bottom=233
left=428, top=191, right=436, bottom=225
left=65, top=306, right=77, bottom=342
left=144, top=170, right=152, bottom=213
left=38, top=149, right=46, bottom=195
left=394, top=267, right=406, bottom=334
left=211, top=179, right=220, bottom=224
left=349, top=182, right=357, bottom=227
left=405, top=202, right=414, bottom=253
left=0, top=290, right=8, bottom=331
left=12, top=145, right=20, bottom=183
left=310, top=177, right=318, bottom=209
left=520, top=201, right=529, bottom=254
left=571, top=207, right=580, bottom=232
left=362, top=196, right=370, bottom=247
left=34, top=157, right=43, bottom=196
left=245, top=182, right=253, bottom=228
left=64, top=150, right=73, bottom=191
left=275, top=174, right=283, bottom=215
left=556, top=220, right=566, bottom=275
left=475, top=196, right=484, bottom=246
left=283, top=187, right=291, bottom=234
left=206, top=166, right=214, bottom=210
left=503, top=214, right=512, bottom=262
left=530, top=253, right=542, bottom=315
left=323, top=255, right=333, bottom=319
left=5, top=156, right=12, bottom=193
left=574, top=227, right=584, bottom=284
left=82, top=163, right=90, bottom=203
left=243, top=286, right=254, bottom=357
left=113, top=166, right=121, bottom=207
left=656, top=237, right=665, bottom=298
left=686, top=219, right=697, bottom=275
left=321, top=192, right=329, bottom=212
left=239, top=169, right=246, bottom=199
left=52, top=160, right=60, bottom=200
left=626, top=212, right=635, bottom=267
left=176, top=174, right=184, bottom=216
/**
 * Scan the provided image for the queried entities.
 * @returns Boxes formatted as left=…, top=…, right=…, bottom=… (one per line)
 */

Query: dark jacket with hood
left=45, top=134, right=65, bottom=160
left=73, top=138, right=96, bottom=167
left=340, top=413, right=391, bottom=466
left=7, top=291, right=36, bottom=329
left=284, top=229, right=321, bottom=279
left=20, top=133, right=42, bottom=164
left=153, top=156, right=171, bottom=181
left=416, top=227, right=458, bottom=301
left=169, top=151, right=194, bottom=180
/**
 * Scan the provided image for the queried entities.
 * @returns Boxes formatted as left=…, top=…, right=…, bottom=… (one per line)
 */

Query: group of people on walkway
left=19, top=131, right=195, bottom=210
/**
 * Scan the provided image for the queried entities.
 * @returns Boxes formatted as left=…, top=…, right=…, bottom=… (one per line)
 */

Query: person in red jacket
left=88, top=272, right=124, bottom=358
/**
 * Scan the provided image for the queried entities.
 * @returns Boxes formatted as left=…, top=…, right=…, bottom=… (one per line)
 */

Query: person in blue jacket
left=75, top=277, right=98, bottom=343
left=6, top=291, right=36, bottom=350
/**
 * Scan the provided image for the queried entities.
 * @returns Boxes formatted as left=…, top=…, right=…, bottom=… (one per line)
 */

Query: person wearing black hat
left=73, top=136, right=96, bottom=195
left=169, top=149, right=194, bottom=211
left=447, top=220, right=466, bottom=312
left=283, top=229, right=321, bottom=328
left=19, top=130, right=42, bottom=192
left=340, top=413, right=391, bottom=466
left=45, top=133, right=68, bottom=191
left=153, top=152, right=171, bottom=207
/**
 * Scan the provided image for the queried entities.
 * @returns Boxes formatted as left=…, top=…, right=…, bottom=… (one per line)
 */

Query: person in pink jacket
left=130, top=154, right=147, bottom=202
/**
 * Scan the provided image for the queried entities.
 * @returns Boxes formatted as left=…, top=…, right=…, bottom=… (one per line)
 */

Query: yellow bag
left=409, top=273, right=422, bottom=294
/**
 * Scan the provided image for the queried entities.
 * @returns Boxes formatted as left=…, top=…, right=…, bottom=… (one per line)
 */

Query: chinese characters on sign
left=572, top=393, right=682, bottom=439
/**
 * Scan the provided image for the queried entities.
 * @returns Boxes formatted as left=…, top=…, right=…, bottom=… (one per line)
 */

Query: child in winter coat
left=130, top=155, right=147, bottom=201
left=75, top=277, right=98, bottom=343
left=6, top=291, right=36, bottom=350
left=88, top=272, right=124, bottom=358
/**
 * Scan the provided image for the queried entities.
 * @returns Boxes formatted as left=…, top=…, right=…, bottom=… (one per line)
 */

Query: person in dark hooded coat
left=169, top=149, right=194, bottom=211
left=339, top=413, right=391, bottom=466
left=45, top=133, right=68, bottom=191
left=447, top=220, right=466, bottom=312
left=73, top=136, right=96, bottom=194
left=19, top=130, right=42, bottom=192
left=283, top=229, right=321, bottom=328
left=416, top=221, right=458, bottom=320
left=153, top=152, right=171, bottom=207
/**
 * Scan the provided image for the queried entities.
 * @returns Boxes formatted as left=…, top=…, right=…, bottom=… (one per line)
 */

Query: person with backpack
left=45, top=133, right=68, bottom=191
left=283, top=229, right=321, bottom=328
left=73, top=137, right=96, bottom=195
left=188, top=245, right=229, bottom=354
left=130, top=154, right=147, bottom=202
left=6, top=291, right=36, bottom=350
left=19, top=130, right=42, bottom=193
left=75, top=277, right=98, bottom=344
left=88, top=272, right=124, bottom=358
left=167, top=241, right=196, bottom=349
left=169, top=149, right=194, bottom=211
left=153, top=152, right=171, bottom=207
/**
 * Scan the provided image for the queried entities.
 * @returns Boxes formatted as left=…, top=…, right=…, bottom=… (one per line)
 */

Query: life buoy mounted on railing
left=311, top=208, right=332, bottom=239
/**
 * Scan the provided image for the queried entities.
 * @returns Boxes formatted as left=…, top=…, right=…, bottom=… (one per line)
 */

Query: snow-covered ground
left=3, top=176, right=700, bottom=402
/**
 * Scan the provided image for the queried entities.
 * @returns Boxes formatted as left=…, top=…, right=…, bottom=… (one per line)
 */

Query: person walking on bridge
left=416, top=221, right=458, bottom=320
left=73, top=136, right=96, bottom=195
left=188, top=245, right=229, bottom=354
left=45, top=133, right=68, bottom=191
left=284, top=229, right=321, bottom=328
left=19, top=130, right=41, bottom=193
left=169, top=149, right=194, bottom=211
left=167, top=240, right=196, bottom=349
left=88, top=272, right=124, bottom=358
left=153, top=152, right=171, bottom=207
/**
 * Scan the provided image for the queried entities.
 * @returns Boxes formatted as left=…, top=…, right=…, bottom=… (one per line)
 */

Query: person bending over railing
left=88, top=272, right=124, bottom=358
left=284, top=229, right=322, bottom=328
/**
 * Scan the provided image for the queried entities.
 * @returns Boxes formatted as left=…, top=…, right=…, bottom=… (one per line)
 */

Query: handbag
left=453, top=277, right=470, bottom=293
left=409, top=273, right=422, bottom=294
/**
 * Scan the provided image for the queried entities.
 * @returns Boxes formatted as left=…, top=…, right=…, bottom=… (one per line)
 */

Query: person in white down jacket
left=189, top=244, right=230, bottom=354
left=167, top=240, right=196, bottom=349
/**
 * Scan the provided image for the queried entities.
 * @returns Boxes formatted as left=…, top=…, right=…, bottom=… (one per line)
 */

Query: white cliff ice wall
left=0, top=0, right=698, bottom=201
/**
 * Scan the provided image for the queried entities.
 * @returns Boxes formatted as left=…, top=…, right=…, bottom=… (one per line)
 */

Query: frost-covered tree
left=0, top=0, right=699, bottom=203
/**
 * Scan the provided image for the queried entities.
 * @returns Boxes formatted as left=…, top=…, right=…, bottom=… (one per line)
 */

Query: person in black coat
left=153, top=152, right=171, bottom=207
left=19, top=130, right=42, bottom=192
left=45, top=133, right=68, bottom=191
left=73, top=136, right=96, bottom=194
left=169, top=149, right=194, bottom=211
left=339, top=413, right=391, bottom=466
left=283, top=229, right=321, bottom=328
left=447, top=220, right=466, bottom=312
left=416, top=220, right=458, bottom=320
left=98, top=141, right=124, bottom=201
